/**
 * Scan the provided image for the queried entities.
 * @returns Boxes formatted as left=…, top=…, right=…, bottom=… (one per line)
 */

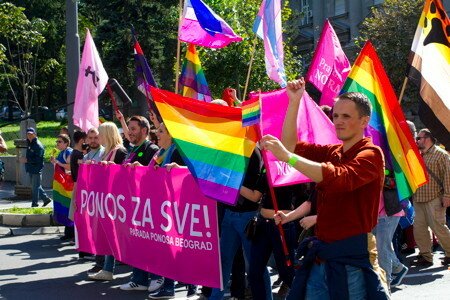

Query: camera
left=82, top=143, right=89, bottom=151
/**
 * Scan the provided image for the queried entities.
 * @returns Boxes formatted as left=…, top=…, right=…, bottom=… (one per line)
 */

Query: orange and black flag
left=408, top=0, right=450, bottom=148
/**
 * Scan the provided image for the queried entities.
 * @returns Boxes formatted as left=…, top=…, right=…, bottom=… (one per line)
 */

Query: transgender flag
left=178, top=0, right=242, bottom=48
left=253, top=0, right=287, bottom=87
left=179, top=44, right=212, bottom=102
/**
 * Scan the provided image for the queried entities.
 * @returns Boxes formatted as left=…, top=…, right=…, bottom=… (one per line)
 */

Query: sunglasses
left=415, top=137, right=426, bottom=141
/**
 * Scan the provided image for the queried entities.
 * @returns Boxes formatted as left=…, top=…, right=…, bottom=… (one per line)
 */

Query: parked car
left=0, top=105, right=24, bottom=120
left=56, top=108, right=67, bottom=121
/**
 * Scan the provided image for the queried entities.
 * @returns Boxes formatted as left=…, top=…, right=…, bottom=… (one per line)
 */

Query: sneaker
left=148, top=278, right=165, bottom=292
left=31, top=204, right=39, bottom=208
left=411, top=255, right=433, bottom=267
left=441, top=256, right=450, bottom=266
left=42, top=198, right=52, bottom=207
left=187, top=285, right=197, bottom=298
left=119, top=281, right=148, bottom=291
left=87, top=265, right=103, bottom=275
left=149, top=288, right=175, bottom=299
left=88, top=270, right=113, bottom=281
left=391, top=265, right=408, bottom=287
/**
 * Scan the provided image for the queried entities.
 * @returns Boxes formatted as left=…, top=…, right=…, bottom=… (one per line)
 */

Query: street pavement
left=1, top=180, right=450, bottom=299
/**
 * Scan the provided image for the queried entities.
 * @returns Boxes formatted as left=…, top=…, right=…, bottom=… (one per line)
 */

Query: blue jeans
left=303, top=263, right=366, bottom=300
left=210, top=210, right=271, bottom=300
left=30, top=173, right=50, bottom=206
left=103, top=255, right=115, bottom=273
left=373, top=216, right=402, bottom=281
left=249, top=218, right=298, bottom=300
left=130, top=268, right=161, bottom=286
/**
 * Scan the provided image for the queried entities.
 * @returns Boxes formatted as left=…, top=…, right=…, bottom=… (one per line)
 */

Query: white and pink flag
left=73, top=29, right=108, bottom=131
left=251, top=89, right=340, bottom=186
left=306, top=20, right=350, bottom=107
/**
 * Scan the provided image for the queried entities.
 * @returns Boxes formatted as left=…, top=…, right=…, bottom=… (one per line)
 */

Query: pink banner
left=305, top=20, right=350, bottom=107
left=253, top=89, right=340, bottom=186
left=74, top=164, right=221, bottom=288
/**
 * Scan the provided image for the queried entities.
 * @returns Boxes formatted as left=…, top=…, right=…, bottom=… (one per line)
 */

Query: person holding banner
left=261, top=78, right=389, bottom=299
left=148, top=122, right=197, bottom=299
left=83, top=128, right=105, bottom=163
left=88, top=122, right=127, bottom=281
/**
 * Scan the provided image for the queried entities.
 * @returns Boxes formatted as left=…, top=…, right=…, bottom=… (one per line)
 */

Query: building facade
left=291, top=0, right=450, bottom=61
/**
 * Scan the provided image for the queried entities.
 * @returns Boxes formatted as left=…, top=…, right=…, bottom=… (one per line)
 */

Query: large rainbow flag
left=53, top=166, right=74, bottom=226
left=179, top=44, right=212, bottom=102
left=150, top=87, right=258, bottom=205
left=342, top=41, right=428, bottom=200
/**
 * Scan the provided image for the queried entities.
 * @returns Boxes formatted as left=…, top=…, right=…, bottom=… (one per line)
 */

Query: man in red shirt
left=261, top=78, right=389, bottom=299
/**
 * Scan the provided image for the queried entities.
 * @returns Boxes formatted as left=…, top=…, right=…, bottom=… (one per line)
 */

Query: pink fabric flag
left=73, top=29, right=108, bottom=131
left=251, top=89, right=340, bottom=186
left=306, top=20, right=351, bottom=107
left=178, top=0, right=242, bottom=48
left=253, top=0, right=287, bottom=87
left=75, top=164, right=221, bottom=288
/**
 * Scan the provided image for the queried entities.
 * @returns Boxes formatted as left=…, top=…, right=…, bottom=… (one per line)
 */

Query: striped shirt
left=413, top=145, right=450, bottom=203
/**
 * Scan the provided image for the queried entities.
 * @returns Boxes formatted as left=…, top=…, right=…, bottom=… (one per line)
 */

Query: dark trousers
left=230, top=246, right=246, bottom=298
left=249, top=218, right=297, bottom=299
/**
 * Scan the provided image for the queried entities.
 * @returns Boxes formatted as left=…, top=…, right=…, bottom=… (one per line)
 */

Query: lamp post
left=65, top=0, right=79, bottom=135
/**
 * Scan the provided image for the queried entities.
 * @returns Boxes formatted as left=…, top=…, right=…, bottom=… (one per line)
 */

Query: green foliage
left=0, top=2, right=58, bottom=114
left=358, top=0, right=423, bottom=104
left=0, top=205, right=52, bottom=214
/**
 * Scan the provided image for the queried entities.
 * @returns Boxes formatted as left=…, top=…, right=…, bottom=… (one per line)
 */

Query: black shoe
left=401, top=247, right=415, bottom=255
left=87, top=265, right=103, bottom=275
left=411, top=255, right=433, bottom=267
left=42, top=198, right=52, bottom=207
left=31, top=204, right=39, bottom=208
left=187, top=285, right=197, bottom=298
left=60, top=235, right=73, bottom=241
left=441, top=256, right=450, bottom=266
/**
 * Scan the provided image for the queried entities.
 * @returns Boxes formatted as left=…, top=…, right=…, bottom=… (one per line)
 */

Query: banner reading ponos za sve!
left=74, top=164, right=221, bottom=288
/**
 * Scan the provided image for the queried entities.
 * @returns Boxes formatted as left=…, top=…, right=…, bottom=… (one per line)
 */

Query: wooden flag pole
left=255, top=91, right=292, bottom=267
left=175, top=0, right=184, bottom=95
left=398, top=77, right=408, bottom=104
left=243, top=37, right=258, bottom=101
left=106, top=83, right=119, bottom=113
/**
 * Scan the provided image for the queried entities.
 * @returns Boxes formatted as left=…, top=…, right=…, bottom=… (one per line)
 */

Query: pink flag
left=73, top=29, right=108, bottom=131
left=178, top=0, right=242, bottom=48
left=306, top=20, right=350, bottom=107
left=251, top=89, right=340, bottom=186
left=253, top=0, right=287, bottom=87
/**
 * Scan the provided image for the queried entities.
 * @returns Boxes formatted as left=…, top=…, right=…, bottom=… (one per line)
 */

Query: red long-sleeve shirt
left=294, top=137, right=385, bottom=243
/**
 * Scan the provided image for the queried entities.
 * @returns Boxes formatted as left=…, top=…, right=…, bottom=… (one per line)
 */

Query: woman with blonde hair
left=98, top=122, right=127, bottom=164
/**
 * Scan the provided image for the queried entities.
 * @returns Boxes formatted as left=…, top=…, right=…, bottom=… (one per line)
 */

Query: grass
left=0, top=121, right=63, bottom=161
left=0, top=206, right=53, bottom=214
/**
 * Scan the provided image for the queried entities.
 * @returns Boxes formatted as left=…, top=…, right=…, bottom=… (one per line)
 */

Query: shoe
left=87, top=265, right=103, bottom=275
left=441, top=256, right=450, bottom=266
left=391, top=265, right=408, bottom=287
left=148, top=278, right=165, bottom=292
left=148, top=288, right=175, bottom=299
left=400, top=247, right=415, bottom=255
left=277, top=282, right=290, bottom=297
left=412, top=255, right=433, bottom=267
left=60, top=235, right=73, bottom=241
left=31, top=204, right=38, bottom=208
left=42, top=198, right=52, bottom=207
left=88, top=270, right=113, bottom=281
left=187, top=285, right=197, bottom=298
left=272, top=276, right=283, bottom=288
left=119, top=281, right=148, bottom=291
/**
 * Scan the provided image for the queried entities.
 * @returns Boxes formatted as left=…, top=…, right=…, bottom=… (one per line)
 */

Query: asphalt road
left=1, top=230, right=450, bottom=300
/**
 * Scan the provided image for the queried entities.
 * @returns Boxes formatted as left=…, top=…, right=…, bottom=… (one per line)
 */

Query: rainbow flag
left=150, top=87, right=258, bottom=205
left=241, top=96, right=261, bottom=127
left=180, top=44, right=212, bottom=102
left=53, top=166, right=74, bottom=226
left=342, top=41, right=428, bottom=200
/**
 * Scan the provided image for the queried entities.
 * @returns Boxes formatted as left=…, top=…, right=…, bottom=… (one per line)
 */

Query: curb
left=0, top=226, right=64, bottom=237
left=0, top=213, right=57, bottom=227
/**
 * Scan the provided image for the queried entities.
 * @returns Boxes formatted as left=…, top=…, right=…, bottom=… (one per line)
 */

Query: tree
left=358, top=0, right=423, bottom=106
left=0, top=2, right=58, bottom=115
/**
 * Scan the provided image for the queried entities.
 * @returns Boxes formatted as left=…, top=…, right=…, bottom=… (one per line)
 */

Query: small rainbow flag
left=342, top=41, right=428, bottom=200
left=179, top=44, right=212, bottom=102
left=53, top=166, right=74, bottom=226
left=150, top=87, right=258, bottom=205
left=242, top=96, right=261, bottom=127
